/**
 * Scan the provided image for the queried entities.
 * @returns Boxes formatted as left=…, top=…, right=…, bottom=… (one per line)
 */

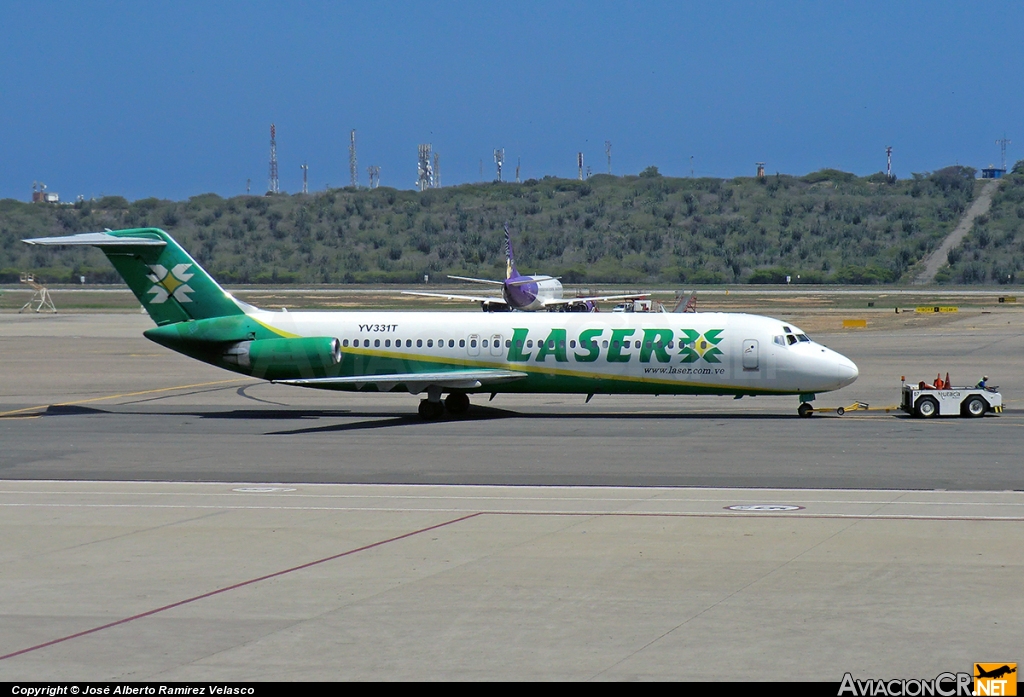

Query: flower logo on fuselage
left=147, top=263, right=194, bottom=304
left=678, top=329, right=723, bottom=363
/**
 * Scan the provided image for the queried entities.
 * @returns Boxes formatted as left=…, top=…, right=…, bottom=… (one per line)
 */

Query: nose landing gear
left=798, top=402, right=813, bottom=418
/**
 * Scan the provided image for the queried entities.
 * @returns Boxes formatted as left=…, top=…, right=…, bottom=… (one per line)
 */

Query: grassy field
left=4, top=283, right=1019, bottom=334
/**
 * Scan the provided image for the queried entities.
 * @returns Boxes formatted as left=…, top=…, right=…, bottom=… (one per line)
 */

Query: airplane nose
left=837, top=358, right=859, bottom=387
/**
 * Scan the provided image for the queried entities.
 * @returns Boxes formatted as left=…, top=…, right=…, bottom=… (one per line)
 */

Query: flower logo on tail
left=147, top=264, right=194, bottom=304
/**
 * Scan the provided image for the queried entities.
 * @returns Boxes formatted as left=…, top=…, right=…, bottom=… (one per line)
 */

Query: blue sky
left=1, top=1, right=1020, bottom=201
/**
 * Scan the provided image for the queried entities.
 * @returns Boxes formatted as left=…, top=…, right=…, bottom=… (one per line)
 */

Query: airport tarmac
left=1, top=310, right=1022, bottom=680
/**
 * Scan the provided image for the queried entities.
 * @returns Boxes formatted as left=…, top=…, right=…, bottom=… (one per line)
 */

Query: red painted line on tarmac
left=0, top=511, right=482, bottom=661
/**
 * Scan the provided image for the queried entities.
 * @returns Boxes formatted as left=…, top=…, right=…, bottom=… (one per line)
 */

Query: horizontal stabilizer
left=23, top=232, right=167, bottom=247
left=447, top=275, right=506, bottom=285
left=274, top=369, right=528, bottom=392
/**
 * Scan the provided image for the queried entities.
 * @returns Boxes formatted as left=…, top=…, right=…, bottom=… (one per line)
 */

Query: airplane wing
left=274, top=369, right=528, bottom=392
left=401, top=290, right=509, bottom=307
left=447, top=275, right=505, bottom=285
left=539, top=293, right=650, bottom=308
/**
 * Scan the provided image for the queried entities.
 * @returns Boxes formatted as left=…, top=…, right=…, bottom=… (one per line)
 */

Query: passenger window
left=516, top=340, right=523, bottom=348
left=385, top=339, right=391, bottom=347
left=527, top=340, right=533, bottom=348
left=635, top=341, right=641, bottom=349
left=481, top=339, right=487, bottom=348
left=506, top=339, right=511, bottom=348
left=417, top=339, right=423, bottom=348
left=570, top=340, right=577, bottom=349
left=602, top=340, right=609, bottom=348
left=459, top=339, right=465, bottom=348
left=471, top=339, right=478, bottom=348
left=342, top=339, right=349, bottom=347
left=406, top=339, right=412, bottom=348
left=668, top=341, right=674, bottom=349
left=612, top=341, right=619, bottom=348
left=374, top=339, right=380, bottom=347
left=427, top=339, right=433, bottom=347
left=449, top=339, right=455, bottom=348
left=559, top=340, right=566, bottom=349
left=548, top=340, right=555, bottom=349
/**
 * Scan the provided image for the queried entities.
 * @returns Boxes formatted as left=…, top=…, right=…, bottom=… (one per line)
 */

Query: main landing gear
left=418, top=389, right=471, bottom=420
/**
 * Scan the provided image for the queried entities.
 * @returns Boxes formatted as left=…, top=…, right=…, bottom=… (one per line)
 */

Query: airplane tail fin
left=23, top=228, right=248, bottom=325
left=504, top=222, right=519, bottom=280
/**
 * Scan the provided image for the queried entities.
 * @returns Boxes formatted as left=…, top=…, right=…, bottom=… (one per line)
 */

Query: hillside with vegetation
left=940, top=162, right=1024, bottom=284
left=0, top=165, right=1008, bottom=286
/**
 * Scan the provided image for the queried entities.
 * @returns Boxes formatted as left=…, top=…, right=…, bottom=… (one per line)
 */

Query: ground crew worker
left=976, top=375, right=989, bottom=389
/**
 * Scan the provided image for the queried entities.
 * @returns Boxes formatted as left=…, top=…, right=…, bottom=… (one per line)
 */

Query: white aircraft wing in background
left=539, top=292, right=650, bottom=308
left=401, top=290, right=508, bottom=307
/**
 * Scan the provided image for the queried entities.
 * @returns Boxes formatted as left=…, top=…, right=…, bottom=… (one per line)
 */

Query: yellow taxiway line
left=0, top=378, right=251, bottom=419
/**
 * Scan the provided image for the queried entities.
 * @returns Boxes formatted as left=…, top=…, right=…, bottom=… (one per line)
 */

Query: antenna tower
left=605, top=141, right=612, bottom=174
left=433, top=152, right=440, bottom=188
left=349, top=129, right=358, bottom=187
left=494, top=149, right=504, bottom=182
left=367, top=166, right=380, bottom=188
left=755, top=162, right=766, bottom=178
left=996, top=134, right=1011, bottom=171
left=886, top=146, right=893, bottom=178
left=516, top=157, right=521, bottom=183
left=417, top=144, right=433, bottom=191
left=268, top=123, right=279, bottom=194
left=301, top=163, right=308, bottom=194
left=577, top=152, right=583, bottom=180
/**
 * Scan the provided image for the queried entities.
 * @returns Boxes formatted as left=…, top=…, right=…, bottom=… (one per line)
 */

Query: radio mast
left=268, top=124, right=279, bottom=194
left=349, top=129, right=358, bottom=187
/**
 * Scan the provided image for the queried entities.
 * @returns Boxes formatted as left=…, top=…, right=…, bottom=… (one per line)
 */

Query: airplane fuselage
left=502, top=276, right=564, bottom=311
left=209, top=309, right=857, bottom=397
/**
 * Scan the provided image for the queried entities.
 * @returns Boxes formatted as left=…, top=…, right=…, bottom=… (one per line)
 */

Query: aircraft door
left=489, top=334, right=503, bottom=356
left=742, top=339, right=759, bottom=370
left=468, top=334, right=481, bottom=356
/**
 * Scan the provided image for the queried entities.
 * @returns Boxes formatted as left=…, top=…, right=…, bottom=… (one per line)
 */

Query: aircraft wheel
left=418, top=399, right=445, bottom=420
left=915, top=396, right=939, bottom=418
left=836, top=407, right=845, bottom=416
left=445, top=391, right=470, bottom=414
left=963, top=396, right=987, bottom=418
left=798, top=402, right=813, bottom=418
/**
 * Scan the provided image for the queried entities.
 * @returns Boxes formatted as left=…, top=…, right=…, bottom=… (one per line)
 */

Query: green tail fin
left=23, top=228, right=246, bottom=325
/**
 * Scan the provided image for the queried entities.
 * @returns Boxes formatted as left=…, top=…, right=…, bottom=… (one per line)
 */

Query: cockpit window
left=773, top=335, right=786, bottom=346
left=786, top=335, right=797, bottom=345
left=797, top=334, right=810, bottom=342
left=782, top=326, right=792, bottom=333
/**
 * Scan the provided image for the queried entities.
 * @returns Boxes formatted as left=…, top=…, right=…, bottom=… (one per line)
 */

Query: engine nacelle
left=223, top=337, right=342, bottom=379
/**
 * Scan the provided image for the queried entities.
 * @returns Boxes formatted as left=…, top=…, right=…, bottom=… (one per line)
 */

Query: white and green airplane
left=24, top=228, right=858, bottom=419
